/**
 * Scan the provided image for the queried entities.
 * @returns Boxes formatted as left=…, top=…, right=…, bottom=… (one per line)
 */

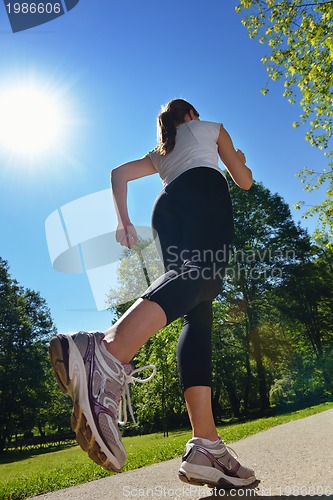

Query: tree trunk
left=247, top=305, right=270, bottom=412
left=214, top=329, right=240, bottom=417
left=223, top=378, right=240, bottom=417
left=243, top=319, right=252, bottom=410
left=251, top=327, right=270, bottom=411
left=38, top=424, right=45, bottom=437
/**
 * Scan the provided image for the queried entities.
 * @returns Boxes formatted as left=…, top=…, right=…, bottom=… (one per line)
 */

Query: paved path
left=30, top=410, right=333, bottom=499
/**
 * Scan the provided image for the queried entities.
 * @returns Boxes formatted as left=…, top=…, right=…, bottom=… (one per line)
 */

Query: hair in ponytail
left=156, top=99, right=200, bottom=155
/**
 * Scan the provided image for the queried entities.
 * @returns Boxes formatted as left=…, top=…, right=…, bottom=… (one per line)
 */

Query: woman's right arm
left=217, top=125, right=253, bottom=190
left=111, top=157, right=157, bottom=248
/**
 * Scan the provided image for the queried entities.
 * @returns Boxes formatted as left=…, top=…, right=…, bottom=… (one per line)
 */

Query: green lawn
left=1, top=402, right=332, bottom=500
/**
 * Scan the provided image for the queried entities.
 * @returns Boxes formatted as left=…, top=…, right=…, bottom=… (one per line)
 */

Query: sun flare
left=0, top=82, right=69, bottom=162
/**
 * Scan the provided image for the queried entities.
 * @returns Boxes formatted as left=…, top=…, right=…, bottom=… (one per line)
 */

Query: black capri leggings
left=141, top=167, right=234, bottom=391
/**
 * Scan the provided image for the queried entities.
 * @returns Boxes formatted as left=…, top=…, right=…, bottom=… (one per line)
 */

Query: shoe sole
left=49, top=335, right=123, bottom=473
left=178, top=463, right=256, bottom=488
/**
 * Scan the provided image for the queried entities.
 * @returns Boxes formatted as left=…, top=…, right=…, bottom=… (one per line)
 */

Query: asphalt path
left=30, top=409, right=333, bottom=499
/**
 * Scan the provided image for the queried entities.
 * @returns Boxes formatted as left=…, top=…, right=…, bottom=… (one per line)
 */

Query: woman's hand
left=116, top=223, right=138, bottom=249
left=235, top=149, right=246, bottom=164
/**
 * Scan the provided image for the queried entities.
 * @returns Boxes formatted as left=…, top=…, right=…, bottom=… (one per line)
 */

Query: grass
left=0, top=401, right=332, bottom=500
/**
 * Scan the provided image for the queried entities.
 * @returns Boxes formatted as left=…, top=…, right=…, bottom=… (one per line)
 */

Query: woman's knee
left=184, top=301, right=213, bottom=329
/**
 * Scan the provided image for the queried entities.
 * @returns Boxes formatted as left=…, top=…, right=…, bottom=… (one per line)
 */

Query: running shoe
left=49, top=331, right=155, bottom=472
left=179, top=436, right=256, bottom=488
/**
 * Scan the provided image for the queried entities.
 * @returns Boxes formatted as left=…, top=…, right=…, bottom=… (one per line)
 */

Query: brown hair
left=156, top=99, right=200, bottom=155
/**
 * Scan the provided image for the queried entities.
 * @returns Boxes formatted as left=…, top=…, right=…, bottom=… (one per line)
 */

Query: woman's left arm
left=111, top=157, right=157, bottom=248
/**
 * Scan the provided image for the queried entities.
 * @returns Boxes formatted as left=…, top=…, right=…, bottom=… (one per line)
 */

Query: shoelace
left=118, top=364, right=156, bottom=425
left=224, top=444, right=238, bottom=460
left=190, top=436, right=239, bottom=460
left=218, top=436, right=238, bottom=460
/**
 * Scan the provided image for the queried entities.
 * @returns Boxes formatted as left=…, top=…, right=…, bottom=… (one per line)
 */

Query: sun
left=0, top=83, right=65, bottom=158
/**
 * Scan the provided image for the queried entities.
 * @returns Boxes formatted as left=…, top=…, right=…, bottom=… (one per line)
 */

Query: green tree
left=222, top=181, right=311, bottom=411
left=33, top=355, right=73, bottom=437
left=130, top=320, right=186, bottom=435
left=236, top=0, right=333, bottom=238
left=0, top=258, right=57, bottom=450
left=272, top=245, right=333, bottom=393
left=107, top=237, right=163, bottom=313
left=211, top=298, right=250, bottom=418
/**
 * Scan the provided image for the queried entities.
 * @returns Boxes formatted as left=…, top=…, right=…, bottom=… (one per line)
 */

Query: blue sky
left=0, top=0, right=327, bottom=334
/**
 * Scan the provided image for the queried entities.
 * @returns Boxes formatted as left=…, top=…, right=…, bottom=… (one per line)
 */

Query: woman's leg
left=177, top=301, right=213, bottom=389
left=184, top=386, right=218, bottom=441
left=103, top=298, right=166, bottom=363
left=177, top=301, right=218, bottom=441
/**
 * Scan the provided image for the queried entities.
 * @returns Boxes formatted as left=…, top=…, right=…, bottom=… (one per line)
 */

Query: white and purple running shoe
left=49, top=331, right=155, bottom=472
left=179, top=436, right=256, bottom=488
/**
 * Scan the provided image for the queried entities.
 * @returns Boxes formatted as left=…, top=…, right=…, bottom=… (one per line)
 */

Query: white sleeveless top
left=146, top=120, right=226, bottom=187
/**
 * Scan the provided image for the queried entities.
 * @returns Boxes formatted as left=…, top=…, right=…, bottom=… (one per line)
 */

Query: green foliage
left=129, top=320, right=186, bottom=435
left=0, top=258, right=59, bottom=450
left=107, top=238, right=163, bottom=311
left=236, top=0, right=333, bottom=239
left=270, top=358, right=332, bottom=407
left=218, top=181, right=313, bottom=412
left=273, top=246, right=333, bottom=359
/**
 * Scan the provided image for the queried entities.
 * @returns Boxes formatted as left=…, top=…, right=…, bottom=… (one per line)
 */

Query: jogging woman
left=49, top=98, right=255, bottom=489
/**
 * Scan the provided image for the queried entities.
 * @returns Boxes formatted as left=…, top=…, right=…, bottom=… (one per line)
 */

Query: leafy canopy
left=236, top=0, right=333, bottom=241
